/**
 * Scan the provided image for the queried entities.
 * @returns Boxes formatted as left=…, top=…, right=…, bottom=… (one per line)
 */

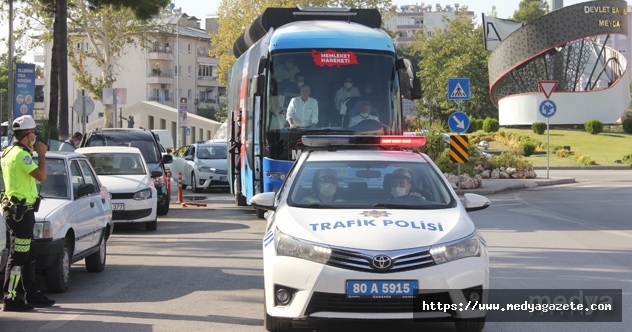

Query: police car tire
left=85, top=230, right=106, bottom=272
left=264, top=300, right=291, bottom=331
left=454, top=317, right=486, bottom=332
left=46, top=239, right=71, bottom=293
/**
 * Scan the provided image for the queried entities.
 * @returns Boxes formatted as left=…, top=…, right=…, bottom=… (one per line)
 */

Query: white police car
left=250, top=135, right=490, bottom=332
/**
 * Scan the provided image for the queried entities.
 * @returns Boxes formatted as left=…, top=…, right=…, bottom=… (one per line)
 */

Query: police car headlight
left=33, top=221, right=52, bottom=240
left=274, top=228, right=331, bottom=264
left=133, top=188, right=153, bottom=200
left=430, top=233, right=480, bottom=264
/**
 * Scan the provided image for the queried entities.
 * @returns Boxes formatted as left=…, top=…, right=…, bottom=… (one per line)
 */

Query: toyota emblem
left=371, top=254, right=393, bottom=271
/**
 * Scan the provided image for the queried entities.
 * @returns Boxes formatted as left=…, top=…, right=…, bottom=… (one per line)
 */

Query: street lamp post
left=170, top=3, right=181, bottom=147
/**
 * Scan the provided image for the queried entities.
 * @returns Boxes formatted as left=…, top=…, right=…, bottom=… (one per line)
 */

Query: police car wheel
left=454, top=317, right=486, bottom=332
left=46, top=239, right=72, bottom=293
left=85, top=230, right=106, bottom=272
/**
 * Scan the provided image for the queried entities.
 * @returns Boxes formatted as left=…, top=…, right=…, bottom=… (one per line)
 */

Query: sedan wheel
left=46, top=239, right=72, bottom=293
left=192, top=172, right=202, bottom=193
left=85, top=230, right=107, bottom=272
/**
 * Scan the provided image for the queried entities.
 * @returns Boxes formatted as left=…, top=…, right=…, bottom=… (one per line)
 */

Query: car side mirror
left=151, top=170, right=164, bottom=178
left=184, top=155, right=193, bottom=161
left=162, top=154, right=173, bottom=164
left=250, top=192, right=276, bottom=211
left=76, top=183, right=95, bottom=198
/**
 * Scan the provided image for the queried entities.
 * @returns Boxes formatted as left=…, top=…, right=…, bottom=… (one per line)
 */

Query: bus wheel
left=234, top=176, right=247, bottom=206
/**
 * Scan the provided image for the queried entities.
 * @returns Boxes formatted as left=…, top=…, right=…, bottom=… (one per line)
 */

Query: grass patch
left=498, top=128, right=632, bottom=166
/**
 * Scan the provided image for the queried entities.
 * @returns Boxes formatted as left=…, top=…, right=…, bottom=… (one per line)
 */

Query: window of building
left=188, top=66, right=192, bottom=77
left=187, top=43, right=191, bottom=54
left=149, top=116, right=155, bottom=130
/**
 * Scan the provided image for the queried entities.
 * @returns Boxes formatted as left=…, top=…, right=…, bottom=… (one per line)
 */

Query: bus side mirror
left=251, top=74, right=266, bottom=96
left=397, top=58, right=422, bottom=100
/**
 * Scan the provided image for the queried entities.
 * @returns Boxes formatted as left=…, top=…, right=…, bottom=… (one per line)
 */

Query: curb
left=455, top=177, right=576, bottom=195
left=533, top=166, right=631, bottom=170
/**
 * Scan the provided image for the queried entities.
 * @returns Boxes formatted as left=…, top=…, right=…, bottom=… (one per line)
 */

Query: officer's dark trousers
left=3, top=209, right=37, bottom=303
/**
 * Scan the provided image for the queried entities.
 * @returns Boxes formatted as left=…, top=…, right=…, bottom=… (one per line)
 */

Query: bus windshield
left=264, top=50, right=402, bottom=160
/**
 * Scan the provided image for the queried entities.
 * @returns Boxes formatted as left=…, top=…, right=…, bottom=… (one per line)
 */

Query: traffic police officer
left=1, top=115, right=55, bottom=312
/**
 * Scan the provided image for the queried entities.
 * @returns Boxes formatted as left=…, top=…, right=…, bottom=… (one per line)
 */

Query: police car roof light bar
left=301, top=135, right=426, bottom=148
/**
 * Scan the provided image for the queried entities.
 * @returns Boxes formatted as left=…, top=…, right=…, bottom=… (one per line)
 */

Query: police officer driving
left=1, top=115, right=55, bottom=312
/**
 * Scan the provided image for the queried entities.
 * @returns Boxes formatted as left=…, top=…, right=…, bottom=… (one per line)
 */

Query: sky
left=0, top=0, right=592, bottom=61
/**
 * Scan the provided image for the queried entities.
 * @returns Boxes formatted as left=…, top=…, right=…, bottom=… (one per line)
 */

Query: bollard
left=177, top=172, right=183, bottom=203
left=165, top=169, right=171, bottom=199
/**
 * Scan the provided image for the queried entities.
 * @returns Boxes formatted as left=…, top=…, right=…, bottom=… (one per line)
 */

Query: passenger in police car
left=388, top=168, right=424, bottom=199
left=301, top=168, right=342, bottom=204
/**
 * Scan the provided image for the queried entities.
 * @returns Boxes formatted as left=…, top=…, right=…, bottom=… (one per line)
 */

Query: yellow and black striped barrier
left=449, top=135, right=469, bottom=163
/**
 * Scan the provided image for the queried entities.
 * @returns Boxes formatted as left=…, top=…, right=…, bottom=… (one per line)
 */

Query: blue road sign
left=539, top=100, right=557, bottom=118
left=185, top=127, right=191, bottom=136
left=448, top=111, right=470, bottom=133
left=448, top=78, right=470, bottom=100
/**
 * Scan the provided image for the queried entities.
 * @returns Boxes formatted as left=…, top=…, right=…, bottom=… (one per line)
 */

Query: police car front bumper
left=264, top=251, right=488, bottom=321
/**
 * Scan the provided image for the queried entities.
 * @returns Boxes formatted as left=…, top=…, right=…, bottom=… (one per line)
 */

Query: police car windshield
left=288, top=161, right=455, bottom=209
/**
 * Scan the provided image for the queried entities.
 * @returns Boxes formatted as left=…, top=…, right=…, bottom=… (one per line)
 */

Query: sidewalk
left=454, top=177, right=576, bottom=195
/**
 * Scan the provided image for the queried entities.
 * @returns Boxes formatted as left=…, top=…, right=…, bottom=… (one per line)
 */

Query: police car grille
left=327, top=248, right=435, bottom=273
left=305, top=291, right=453, bottom=315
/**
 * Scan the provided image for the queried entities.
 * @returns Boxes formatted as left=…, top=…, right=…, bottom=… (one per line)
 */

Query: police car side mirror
left=463, top=193, right=491, bottom=212
left=250, top=192, right=276, bottom=211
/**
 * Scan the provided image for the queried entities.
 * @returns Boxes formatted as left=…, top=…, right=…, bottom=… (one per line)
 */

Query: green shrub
left=556, top=149, right=570, bottom=158
left=466, top=119, right=478, bottom=133
left=482, top=118, right=500, bottom=133
left=584, top=119, right=603, bottom=134
left=622, top=118, right=632, bottom=134
left=522, top=142, right=536, bottom=156
left=532, top=122, right=547, bottom=134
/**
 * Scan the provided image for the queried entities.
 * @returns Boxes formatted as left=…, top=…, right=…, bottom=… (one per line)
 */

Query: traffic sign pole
left=547, top=117, right=550, bottom=179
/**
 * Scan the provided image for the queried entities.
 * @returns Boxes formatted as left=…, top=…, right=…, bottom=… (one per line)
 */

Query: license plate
left=346, top=280, right=417, bottom=298
left=112, top=203, right=125, bottom=210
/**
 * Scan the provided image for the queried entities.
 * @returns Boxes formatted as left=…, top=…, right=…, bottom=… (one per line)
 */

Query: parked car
left=1, top=151, right=113, bottom=293
left=80, top=128, right=173, bottom=215
left=170, top=142, right=229, bottom=192
left=76, top=146, right=160, bottom=231
left=250, top=135, right=490, bottom=332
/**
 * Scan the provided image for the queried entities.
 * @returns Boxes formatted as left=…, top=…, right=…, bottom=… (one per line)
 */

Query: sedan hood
left=274, top=207, right=475, bottom=251
left=35, top=199, right=69, bottom=221
left=199, top=159, right=227, bottom=170
left=98, top=174, right=151, bottom=193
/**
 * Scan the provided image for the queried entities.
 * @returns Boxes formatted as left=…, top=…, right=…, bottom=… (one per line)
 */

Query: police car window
left=69, top=160, right=85, bottom=198
left=288, top=161, right=454, bottom=208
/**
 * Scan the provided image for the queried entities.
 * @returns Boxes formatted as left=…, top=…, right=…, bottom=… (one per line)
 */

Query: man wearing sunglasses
left=1, top=115, right=54, bottom=312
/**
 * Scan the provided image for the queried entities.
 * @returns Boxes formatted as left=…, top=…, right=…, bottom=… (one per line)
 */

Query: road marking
left=39, top=314, right=79, bottom=330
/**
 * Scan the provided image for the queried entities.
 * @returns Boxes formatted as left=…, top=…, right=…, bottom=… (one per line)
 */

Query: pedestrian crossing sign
left=448, top=78, right=470, bottom=101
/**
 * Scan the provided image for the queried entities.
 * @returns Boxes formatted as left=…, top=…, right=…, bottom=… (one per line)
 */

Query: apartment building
left=33, top=9, right=226, bottom=134
left=385, top=3, right=475, bottom=45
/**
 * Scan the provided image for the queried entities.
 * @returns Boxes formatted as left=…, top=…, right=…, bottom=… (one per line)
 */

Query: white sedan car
left=170, top=142, right=229, bottom=192
left=0, top=152, right=113, bottom=293
left=76, top=146, right=160, bottom=230
left=250, top=135, right=490, bottom=332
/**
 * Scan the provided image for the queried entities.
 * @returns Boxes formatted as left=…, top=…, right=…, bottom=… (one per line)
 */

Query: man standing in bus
left=287, top=84, right=319, bottom=129
left=334, top=76, right=361, bottom=113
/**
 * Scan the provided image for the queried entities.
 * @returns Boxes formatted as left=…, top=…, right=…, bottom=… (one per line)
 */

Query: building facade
left=33, top=8, right=226, bottom=145
left=384, top=3, right=475, bottom=45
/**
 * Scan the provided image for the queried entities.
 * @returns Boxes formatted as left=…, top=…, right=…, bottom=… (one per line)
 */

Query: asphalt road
left=0, top=170, right=629, bottom=331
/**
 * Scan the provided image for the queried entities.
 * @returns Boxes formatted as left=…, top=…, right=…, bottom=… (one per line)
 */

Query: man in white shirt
left=348, top=102, right=380, bottom=127
left=287, top=84, right=319, bottom=129
left=334, top=76, right=361, bottom=112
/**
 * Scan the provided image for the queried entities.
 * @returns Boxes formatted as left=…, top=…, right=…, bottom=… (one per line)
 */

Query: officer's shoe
left=26, top=291, right=55, bottom=307
left=3, top=300, right=35, bottom=312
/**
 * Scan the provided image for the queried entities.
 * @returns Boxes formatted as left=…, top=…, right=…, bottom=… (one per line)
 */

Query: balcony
left=148, top=45, right=174, bottom=60
left=197, top=50, right=212, bottom=58
left=197, top=76, right=218, bottom=87
left=147, top=69, right=175, bottom=84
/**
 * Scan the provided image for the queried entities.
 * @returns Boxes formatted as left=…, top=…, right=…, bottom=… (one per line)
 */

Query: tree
left=211, top=0, right=394, bottom=85
left=512, top=0, right=548, bottom=23
left=12, top=0, right=168, bottom=136
left=409, top=10, right=496, bottom=123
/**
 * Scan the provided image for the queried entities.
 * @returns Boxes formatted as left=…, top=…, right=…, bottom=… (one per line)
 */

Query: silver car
left=170, top=142, right=229, bottom=192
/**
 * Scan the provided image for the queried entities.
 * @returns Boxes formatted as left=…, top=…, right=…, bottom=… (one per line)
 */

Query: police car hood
left=275, top=206, right=475, bottom=251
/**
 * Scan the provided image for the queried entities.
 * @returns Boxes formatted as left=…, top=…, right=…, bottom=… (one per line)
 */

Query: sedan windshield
left=37, top=158, right=70, bottom=199
left=85, top=153, right=147, bottom=175
left=287, top=161, right=455, bottom=209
